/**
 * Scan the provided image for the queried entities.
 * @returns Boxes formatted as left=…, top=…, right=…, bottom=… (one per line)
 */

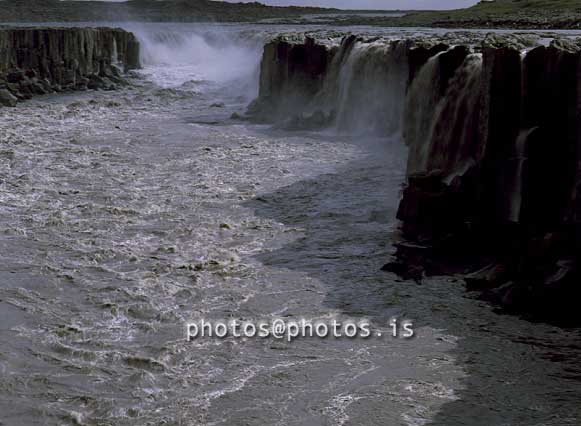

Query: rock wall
left=249, top=33, right=581, bottom=324
left=247, top=35, right=333, bottom=123
left=396, top=39, right=581, bottom=324
left=0, top=27, right=140, bottom=106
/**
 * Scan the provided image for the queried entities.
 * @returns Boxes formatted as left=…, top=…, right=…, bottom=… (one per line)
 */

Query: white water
left=1, top=24, right=580, bottom=426
left=334, top=40, right=407, bottom=137
left=404, top=50, right=484, bottom=176
left=404, top=52, right=443, bottom=174
left=131, top=26, right=264, bottom=98
left=509, top=126, right=537, bottom=222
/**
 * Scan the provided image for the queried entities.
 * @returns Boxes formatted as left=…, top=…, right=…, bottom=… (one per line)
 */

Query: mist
left=124, top=25, right=264, bottom=102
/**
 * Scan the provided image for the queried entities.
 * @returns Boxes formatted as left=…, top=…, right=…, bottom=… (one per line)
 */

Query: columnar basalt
left=396, top=39, right=581, bottom=324
left=247, top=35, right=334, bottom=123
left=249, top=33, right=581, bottom=324
left=0, top=27, right=140, bottom=106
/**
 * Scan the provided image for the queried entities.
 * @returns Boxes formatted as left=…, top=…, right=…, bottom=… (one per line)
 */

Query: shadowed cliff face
left=0, top=27, right=140, bottom=106
left=248, top=33, right=581, bottom=324
left=1, top=25, right=580, bottom=425
left=247, top=36, right=333, bottom=124
left=398, top=40, right=581, bottom=324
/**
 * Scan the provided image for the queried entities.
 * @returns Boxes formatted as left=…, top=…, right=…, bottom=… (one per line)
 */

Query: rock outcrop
left=395, top=38, right=581, bottom=325
left=249, top=33, right=581, bottom=324
left=247, top=35, right=334, bottom=123
left=0, top=27, right=140, bottom=105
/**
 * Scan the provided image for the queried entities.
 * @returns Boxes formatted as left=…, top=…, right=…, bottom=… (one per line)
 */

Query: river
left=0, top=23, right=580, bottom=426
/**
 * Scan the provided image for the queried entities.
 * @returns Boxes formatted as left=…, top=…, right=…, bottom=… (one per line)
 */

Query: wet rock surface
left=2, top=24, right=581, bottom=425
left=0, top=27, right=140, bottom=106
left=250, top=32, right=581, bottom=324
left=247, top=35, right=334, bottom=123
left=395, top=38, right=581, bottom=325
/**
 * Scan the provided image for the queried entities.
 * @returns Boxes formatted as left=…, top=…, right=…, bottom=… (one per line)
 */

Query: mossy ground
left=0, top=0, right=579, bottom=29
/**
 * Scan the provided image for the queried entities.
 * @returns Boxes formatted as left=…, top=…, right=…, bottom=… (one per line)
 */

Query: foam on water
left=1, top=23, right=580, bottom=426
left=130, top=26, right=263, bottom=98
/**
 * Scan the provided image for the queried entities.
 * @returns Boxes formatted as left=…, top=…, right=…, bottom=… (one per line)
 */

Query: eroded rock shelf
left=248, top=33, right=581, bottom=324
left=0, top=27, right=140, bottom=106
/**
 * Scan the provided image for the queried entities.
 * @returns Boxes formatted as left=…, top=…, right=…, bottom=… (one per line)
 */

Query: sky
left=220, top=0, right=480, bottom=10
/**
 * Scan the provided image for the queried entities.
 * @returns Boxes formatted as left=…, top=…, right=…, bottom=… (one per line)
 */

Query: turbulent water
left=1, top=24, right=581, bottom=426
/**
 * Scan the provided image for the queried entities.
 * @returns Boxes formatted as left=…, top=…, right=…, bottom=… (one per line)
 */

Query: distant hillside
left=0, top=0, right=578, bottom=29
left=470, top=0, right=581, bottom=12
left=418, top=0, right=581, bottom=29
left=305, top=0, right=581, bottom=29
left=0, top=0, right=337, bottom=23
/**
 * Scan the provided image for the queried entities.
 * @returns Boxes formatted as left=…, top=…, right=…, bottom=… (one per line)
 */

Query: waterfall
left=508, top=127, right=537, bottom=222
left=111, top=38, right=119, bottom=65
left=405, top=52, right=483, bottom=177
left=258, top=36, right=409, bottom=135
left=332, top=40, right=408, bottom=136
left=404, top=52, right=444, bottom=174
left=130, top=27, right=263, bottom=95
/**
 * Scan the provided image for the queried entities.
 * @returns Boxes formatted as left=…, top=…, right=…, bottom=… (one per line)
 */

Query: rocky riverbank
left=247, top=33, right=581, bottom=325
left=0, top=27, right=140, bottom=107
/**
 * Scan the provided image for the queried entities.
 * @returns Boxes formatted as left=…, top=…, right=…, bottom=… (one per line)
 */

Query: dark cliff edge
left=247, top=33, right=581, bottom=325
left=0, top=27, right=140, bottom=107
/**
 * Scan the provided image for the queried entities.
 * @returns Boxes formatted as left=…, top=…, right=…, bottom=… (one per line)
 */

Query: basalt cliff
left=248, top=33, right=581, bottom=325
left=0, top=27, right=140, bottom=107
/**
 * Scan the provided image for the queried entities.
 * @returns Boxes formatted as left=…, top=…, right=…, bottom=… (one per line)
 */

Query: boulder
left=6, top=69, right=25, bottom=83
left=0, top=89, right=18, bottom=107
left=465, top=263, right=508, bottom=290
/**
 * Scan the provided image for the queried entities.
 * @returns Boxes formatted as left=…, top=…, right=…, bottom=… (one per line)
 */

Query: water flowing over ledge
left=247, top=33, right=581, bottom=324
left=1, top=26, right=579, bottom=323
left=0, top=27, right=140, bottom=106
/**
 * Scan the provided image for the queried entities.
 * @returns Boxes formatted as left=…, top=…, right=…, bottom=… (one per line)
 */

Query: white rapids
left=0, top=23, right=580, bottom=426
